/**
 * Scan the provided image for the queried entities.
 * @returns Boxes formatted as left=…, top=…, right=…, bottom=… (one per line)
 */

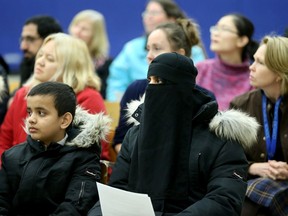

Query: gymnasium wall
left=1, top=0, right=287, bottom=72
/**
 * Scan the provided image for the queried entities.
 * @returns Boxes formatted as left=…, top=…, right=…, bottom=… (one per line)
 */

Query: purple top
left=196, top=56, right=253, bottom=110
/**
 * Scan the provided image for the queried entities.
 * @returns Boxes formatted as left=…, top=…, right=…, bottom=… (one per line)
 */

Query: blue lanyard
left=261, top=93, right=282, bottom=160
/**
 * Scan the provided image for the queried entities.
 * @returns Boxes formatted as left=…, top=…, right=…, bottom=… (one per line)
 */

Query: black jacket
left=89, top=98, right=259, bottom=216
left=0, top=107, right=111, bottom=216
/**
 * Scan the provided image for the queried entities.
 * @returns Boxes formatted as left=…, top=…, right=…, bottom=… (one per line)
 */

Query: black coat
left=89, top=100, right=259, bottom=216
left=0, top=107, right=111, bottom=216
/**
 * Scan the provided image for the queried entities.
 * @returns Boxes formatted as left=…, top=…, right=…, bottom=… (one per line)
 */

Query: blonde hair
left=29, top=33, right=101, bottom=93
left=262, top=36, right=288, bottom=94
left=68, top=10, right=109, bottom=59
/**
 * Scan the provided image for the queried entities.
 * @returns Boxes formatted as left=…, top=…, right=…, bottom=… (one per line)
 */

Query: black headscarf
left=128, top=53, right=207, bottom=208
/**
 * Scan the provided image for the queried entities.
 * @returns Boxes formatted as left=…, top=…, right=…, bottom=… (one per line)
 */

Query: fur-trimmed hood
left=125, top=96, right=259, bottom=152
left=25, top=106, right=112, bottom=148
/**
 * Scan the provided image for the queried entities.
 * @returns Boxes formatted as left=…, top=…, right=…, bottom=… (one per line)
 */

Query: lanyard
left=261, top=93, right=282, bottom=160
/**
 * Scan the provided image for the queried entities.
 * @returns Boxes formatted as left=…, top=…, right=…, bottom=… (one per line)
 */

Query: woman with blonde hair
left=69, top=9, right=112, bottom=98
left=0, top=33, right=110, bottom=161
left=230, top=36, right=288, bottom=216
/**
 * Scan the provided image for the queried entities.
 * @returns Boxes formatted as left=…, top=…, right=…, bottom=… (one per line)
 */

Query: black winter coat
left=89, top=101, right=259, bottom=216
left=0, top=107, right=111, bottom=216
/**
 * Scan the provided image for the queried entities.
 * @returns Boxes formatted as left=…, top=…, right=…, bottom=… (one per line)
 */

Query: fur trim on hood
left=0, top=76, right=5, bottom=102
left=125, top=97, right=260, bottom=151
left=25, top=106, right=112, bottom=148
left=125, top=94, right=145, bottom=126
left=209, top=109, right=259, bottom=151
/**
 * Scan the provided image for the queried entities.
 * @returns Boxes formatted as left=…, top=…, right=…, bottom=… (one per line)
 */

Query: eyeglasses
left=142, top=10, right=164, bottom=18
left=209, top=25, right=238, bottom=34
left=19, top=36, right=41, bottom=44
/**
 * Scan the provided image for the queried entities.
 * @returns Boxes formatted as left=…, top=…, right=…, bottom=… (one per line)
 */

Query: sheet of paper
left=96, top=182, right=155, bottom=216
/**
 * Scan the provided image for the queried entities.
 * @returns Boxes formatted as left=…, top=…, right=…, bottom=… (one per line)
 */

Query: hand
left=267, top=160, right=288, bottom=180
left=248, top=162, right=270, bottom=177
left=249, top=161, right=288, bottom=180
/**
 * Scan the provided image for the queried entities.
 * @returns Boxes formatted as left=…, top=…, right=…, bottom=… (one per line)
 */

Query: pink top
left=196, top=56, right=253, bottom=110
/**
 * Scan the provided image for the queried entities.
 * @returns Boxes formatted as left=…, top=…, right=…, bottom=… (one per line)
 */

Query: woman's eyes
left=156, top=77, right=164, bottom=84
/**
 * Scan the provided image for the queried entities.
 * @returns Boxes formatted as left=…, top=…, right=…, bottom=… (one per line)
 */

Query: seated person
left=89, top=53, right=259, bottom=215
left=0, top=82, right=111, bottom=215
left=230, top=35, right=288, bottom=216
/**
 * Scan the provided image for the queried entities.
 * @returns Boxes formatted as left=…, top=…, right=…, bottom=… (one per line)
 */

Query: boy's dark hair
left=28, top=82, right=76, bottom=119
left=25, top=15, right=63, bottom=39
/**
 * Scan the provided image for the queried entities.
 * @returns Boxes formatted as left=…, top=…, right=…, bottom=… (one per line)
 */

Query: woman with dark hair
left=196, top=13, right=259, bottom=110
left=106, top=0, right=207, bottom=101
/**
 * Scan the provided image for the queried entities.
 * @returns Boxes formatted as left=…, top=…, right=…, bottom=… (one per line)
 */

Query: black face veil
left=128, top=53, right=200, bottom=203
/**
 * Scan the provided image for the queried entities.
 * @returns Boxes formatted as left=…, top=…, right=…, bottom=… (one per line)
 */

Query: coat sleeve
left=0, top=153, right=13, bottom=215
left=176, top=140, right=248, bottom=216
left=51, top=150, right=102, bottom=216
left=0, top=95, right=16, bottom=158
left=108, top=127, right=138, bottom=190
left=87, top=128, right=137, bottom=216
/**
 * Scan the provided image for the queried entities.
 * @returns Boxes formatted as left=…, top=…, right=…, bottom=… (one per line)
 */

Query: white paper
left=96, top=182, right=155, bottom=216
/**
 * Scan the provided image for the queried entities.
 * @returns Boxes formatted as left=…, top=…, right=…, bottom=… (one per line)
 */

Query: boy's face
left=26, top=95, right=66, bottom=146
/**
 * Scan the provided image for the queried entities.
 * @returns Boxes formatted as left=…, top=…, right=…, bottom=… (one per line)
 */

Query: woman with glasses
left=106, top=0, right=207, bottom=102
left=196, top=13, right=259, bottom=110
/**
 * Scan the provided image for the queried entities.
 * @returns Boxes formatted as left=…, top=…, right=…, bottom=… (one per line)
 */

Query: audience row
left=0, top=0, right=287, bottom=215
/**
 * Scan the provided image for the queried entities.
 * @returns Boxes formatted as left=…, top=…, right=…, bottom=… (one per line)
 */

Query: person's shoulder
left=78, top=87, right=102, bottom=97
left=123, top=36, right=146, bottom=50
left=126, top=36, right=146, bottom=45
left=126, top=79, right=148, bottom=93
left=208, top=109, right=259, bottom=151
left=120, top=79, right=147, bottom=107
left=231, top=89, right=260, bottom=108
left=196, top=58, right=215, bottom=66
left=13, top=86, right=29, bottom=97
left=4, top=141, right=28, bottom=158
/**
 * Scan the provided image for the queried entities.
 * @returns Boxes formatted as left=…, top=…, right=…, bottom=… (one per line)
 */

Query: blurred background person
left=69, top=9, right=112, bottom=98
left=106, top=0, right=207, bottom=102
left=18, top=15, right=62, bottom=87
left=196, top=13, right=259, bottom=110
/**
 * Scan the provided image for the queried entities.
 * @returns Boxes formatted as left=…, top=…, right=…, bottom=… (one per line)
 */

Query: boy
left=0, top=82, right=111, bottom=215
